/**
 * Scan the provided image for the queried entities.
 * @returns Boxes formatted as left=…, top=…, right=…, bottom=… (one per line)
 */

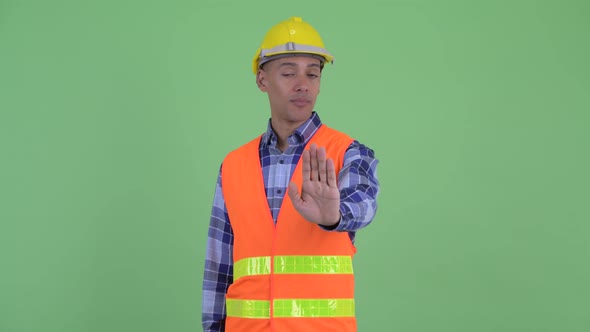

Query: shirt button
left=279, top=159, right=284, bottom=164
left=277, top=189, right=282, bottom=194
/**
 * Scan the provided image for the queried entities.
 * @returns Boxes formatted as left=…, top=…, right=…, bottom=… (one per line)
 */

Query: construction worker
left=202, top=17, right=380, bottom=331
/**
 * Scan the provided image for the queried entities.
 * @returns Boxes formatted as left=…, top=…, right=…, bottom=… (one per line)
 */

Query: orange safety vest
left=221, top=124, right=357, bottom=331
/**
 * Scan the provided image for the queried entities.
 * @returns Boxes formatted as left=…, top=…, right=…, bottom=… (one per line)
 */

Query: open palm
left=288, top=143, right=341, bottom=226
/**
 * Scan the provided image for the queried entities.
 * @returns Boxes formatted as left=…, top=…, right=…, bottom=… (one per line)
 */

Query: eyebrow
left=279, top=62, right=321, bottom=69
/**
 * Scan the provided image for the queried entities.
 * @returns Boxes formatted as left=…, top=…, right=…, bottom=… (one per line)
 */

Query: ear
left=256, top=69, right=268, bottom=92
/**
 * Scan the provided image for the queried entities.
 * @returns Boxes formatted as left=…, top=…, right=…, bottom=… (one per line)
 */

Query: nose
left=294, top=76, right=309, bottom=93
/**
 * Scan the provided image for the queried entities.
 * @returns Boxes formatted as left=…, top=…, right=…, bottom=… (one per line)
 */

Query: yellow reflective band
left=226, top=299, right=355, bottom=318
left=234, top=256, right=353, bottom=280
left=274, top=256, right=353, bottom=275
left=226, top=299, right=270, bottom=319
left=234, top=257, right=271, bottom=280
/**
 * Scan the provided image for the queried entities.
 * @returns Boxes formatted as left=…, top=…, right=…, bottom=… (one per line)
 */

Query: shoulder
left=319, top=124, right=353, bottom=141
left=320, top=125, right=376, bottom=158
left=224, top=135, right=262, bottom=161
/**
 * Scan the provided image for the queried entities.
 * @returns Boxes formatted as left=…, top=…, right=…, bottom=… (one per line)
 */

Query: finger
left=326, top=158, right=337, bottom=188
left=301, top=149, right=311, bottom=181
left=317, top=146, right=327, bottom=183
left=309, top=143, right=318, bottom=181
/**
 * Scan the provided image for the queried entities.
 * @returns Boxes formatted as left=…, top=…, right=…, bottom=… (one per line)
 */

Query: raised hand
left=288, top=143, right=341, bottom=226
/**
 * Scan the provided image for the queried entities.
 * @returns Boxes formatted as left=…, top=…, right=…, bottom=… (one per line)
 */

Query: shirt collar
left=261, top=112, right=323, bottom=149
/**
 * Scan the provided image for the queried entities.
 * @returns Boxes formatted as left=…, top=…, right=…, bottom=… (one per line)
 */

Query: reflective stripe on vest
left=226, top=299, right=355, bottom=318
left=234, top=255, right=353, bottom=280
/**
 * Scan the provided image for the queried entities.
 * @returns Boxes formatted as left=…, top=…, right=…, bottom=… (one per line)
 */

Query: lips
left=290, top=98, right=310, bottom=106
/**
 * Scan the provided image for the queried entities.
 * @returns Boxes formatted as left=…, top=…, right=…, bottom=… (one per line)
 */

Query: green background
left=1, top=0, right=589, bottom=331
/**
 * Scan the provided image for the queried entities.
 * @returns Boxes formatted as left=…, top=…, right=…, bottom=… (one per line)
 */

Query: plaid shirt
left=202, top=112, right=380, bottom=331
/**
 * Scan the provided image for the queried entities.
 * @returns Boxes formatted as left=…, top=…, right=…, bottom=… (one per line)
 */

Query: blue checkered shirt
left=202, top=112, right=380, bottom=331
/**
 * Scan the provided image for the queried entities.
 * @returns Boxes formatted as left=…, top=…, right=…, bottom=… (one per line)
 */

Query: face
left=256, top=56, right=322, bottom=126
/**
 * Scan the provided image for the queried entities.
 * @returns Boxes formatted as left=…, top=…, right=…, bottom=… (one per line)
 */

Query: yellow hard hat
left=252, top=17, right=334, bottom=74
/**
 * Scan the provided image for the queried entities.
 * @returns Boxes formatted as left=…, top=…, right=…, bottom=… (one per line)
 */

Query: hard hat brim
left=253, top=41, right=335, bottom=74
left=258, top=53, right=328, bottom=70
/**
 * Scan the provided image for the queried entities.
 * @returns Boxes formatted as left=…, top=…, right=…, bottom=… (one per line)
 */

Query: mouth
left=290, top=98, right=311, bottom=107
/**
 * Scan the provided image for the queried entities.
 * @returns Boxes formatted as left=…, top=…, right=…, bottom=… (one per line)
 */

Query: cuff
left=319, top=211, right=344, bottom=231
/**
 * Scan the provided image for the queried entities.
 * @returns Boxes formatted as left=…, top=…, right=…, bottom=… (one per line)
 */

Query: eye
left=308, top=73, right=319, bottom=78
left=281, top=73, right=295, bottom=77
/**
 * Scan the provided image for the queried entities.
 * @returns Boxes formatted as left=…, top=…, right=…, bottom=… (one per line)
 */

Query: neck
left=270, top=118, right=306, bottom=152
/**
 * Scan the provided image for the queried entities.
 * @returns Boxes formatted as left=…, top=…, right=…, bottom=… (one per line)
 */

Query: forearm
left=202, top=234, right=232, bottom=331
left=202, top=260, right=231, bottom=331
left=202, top=173, right=234, bottom=331
left=321, top=140, right=380, bottom=232
left=338, top=186, right=378, bottom=231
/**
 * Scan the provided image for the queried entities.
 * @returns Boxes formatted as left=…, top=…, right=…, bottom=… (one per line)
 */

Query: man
left=202, top=17, right=380, bottom=331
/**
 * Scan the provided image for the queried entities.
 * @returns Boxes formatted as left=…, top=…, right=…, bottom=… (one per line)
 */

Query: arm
left=322, top=140, right=380, bottom=232
left=202, top=170, right=234, bottom=332
left=287, top=140, right=380, bottom=230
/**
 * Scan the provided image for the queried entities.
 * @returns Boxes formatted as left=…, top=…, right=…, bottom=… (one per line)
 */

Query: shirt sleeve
left=202, top=169, right=233, bottom=332
left=320, top=140, right=380, bottom=236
